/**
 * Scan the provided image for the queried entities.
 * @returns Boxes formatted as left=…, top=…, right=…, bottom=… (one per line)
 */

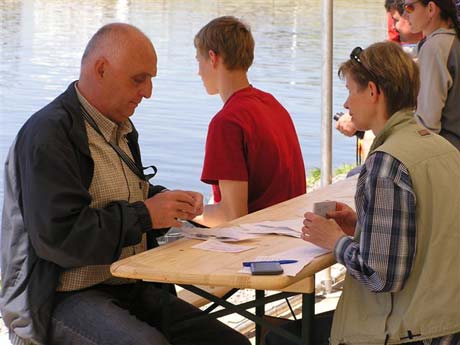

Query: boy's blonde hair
left=194, top=16, right=254, bottom=71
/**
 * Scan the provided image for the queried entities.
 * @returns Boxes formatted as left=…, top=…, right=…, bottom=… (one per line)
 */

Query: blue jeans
left=49, top=282, right=250, bottom=345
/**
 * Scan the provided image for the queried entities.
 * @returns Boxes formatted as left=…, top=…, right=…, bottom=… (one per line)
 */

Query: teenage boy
left=194, top=16, right=306, bottom=227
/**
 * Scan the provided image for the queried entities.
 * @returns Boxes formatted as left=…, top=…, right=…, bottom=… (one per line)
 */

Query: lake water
left=0, top=0, right=385, bottom=208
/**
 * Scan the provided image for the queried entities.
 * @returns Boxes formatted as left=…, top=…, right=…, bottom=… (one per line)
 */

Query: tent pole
left=319, top=0, right=334, bottom=294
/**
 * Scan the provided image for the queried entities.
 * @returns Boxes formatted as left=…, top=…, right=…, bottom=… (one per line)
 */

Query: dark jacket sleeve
left=148, top=184, right=167, bottom=197
left=16, top=118, right=152, bottom=269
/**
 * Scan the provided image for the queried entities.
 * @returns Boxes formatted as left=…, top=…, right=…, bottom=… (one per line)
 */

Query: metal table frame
left=161, top=284, right=315, bottom=345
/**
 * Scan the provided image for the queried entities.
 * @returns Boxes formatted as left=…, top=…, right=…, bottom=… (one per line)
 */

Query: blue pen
left=242, top=259, right=298, bottom=267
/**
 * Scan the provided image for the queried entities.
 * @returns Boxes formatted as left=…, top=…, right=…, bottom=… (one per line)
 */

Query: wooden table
left=111, top=176, right=357, bottom=344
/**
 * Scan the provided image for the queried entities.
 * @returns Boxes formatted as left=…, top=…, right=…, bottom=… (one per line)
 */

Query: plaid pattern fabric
left=335, top=152, right=459, bottom=344
left=57, top=86, right=149, bottom=291
left=336, top=152, right=416, bottom=292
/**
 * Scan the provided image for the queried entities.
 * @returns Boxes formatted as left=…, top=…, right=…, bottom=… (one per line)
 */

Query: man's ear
left=94, top=58, right=107, bottom=80
left=208, top=50, right=218, bottom=67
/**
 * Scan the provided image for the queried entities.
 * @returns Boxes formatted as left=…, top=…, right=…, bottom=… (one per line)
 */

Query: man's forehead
left=147, top=52, right=158, bottom=76
left=149, top=64, right=158, bottom=77
left=123, top=45, right=157, bottom=71
left=130, top=62, right=157, bottom=78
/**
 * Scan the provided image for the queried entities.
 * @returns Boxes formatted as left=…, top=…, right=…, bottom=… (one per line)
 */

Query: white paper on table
left=239, top=218, right=303, bottom=237
left=180, top=226, right=260, bottom=242
left=192, top=239, right=256, bottom=253
left=239, top=242, right=330, bottom=276
left=240, top=227, right=300, bottom=238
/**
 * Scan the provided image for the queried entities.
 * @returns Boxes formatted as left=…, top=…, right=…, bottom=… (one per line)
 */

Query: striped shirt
left=335, top=152, right=460, bottom=345
left=56, top=85, right=149, bottom=291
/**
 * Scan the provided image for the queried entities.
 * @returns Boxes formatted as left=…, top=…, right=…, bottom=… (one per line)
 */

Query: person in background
left=386, top=0, right=424, bottom=56
left=387, top=10, right=402, bottom=42
left=406, top=0, right=460, bottom=149
left=0, top=23, right=250, bottom=345
left=266, top=41, right=460, bottom=345
left=193, top=16, right=306, bottom=227
left=336, top=0, right=423, bottom=159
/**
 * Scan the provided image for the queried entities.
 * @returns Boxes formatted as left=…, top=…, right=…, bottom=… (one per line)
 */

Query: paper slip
left=313, top=201, right=336, bottom=217
left=239, top=219, right=303, bottom=238
left=192, top=239, right=256, bottom=253
left=259, top=219, right=303, bottom=231
left=240, top=226, right=300, bottom=238
left=180, top=226, right=259, bottom=242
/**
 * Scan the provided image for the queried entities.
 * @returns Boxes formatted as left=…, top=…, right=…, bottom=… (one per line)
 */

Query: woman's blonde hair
left=338, top=41, right=420, bottom=116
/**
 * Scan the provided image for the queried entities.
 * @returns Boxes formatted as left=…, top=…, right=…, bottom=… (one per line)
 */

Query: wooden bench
left=177, top=285, right=233, bottom=308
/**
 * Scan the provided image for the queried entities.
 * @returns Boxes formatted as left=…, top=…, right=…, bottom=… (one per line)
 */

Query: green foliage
left=334, top=163, right=356, bottom=176
left=307, top=164, right=357, bottom=186
left=307, top=167, right=322, bottom=186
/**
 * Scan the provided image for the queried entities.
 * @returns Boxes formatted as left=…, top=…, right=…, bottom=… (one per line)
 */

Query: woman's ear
left=427, top=1, right=439, bottom=17
left=368, top=81, right=379, bottom=99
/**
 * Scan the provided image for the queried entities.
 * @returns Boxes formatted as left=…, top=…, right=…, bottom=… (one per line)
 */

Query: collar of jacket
left=60, top=81, right=142, bottom=167
left=369, top=109, right=416, bottom=154
left=417, top=27, right=456, bottom=51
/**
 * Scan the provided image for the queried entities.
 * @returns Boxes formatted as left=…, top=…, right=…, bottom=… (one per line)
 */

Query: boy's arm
left=196, top=180, right=248, bottom=227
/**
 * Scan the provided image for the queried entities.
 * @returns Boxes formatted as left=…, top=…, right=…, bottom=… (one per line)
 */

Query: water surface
left=0, top=0, right=385, bottom=207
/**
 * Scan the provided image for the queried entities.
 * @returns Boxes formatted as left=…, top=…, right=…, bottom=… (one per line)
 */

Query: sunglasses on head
left=404, top=0, right=421, bottom=14
left=349, top=46, right=381, bottom=93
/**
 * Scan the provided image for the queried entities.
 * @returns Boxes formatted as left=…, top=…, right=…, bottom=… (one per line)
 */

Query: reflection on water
left=0, top=0, right=385, bottom=207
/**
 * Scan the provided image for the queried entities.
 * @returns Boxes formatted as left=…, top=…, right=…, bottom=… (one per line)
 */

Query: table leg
left=255, top=290, right=264, bottom=345
left=301, top=292, right=314, bottom=344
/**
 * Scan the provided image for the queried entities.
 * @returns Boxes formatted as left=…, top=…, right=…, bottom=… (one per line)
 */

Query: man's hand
left=336, top=112, right=357, bottom=137
left=144, top=190, right=204, bottom=229
left=301, top=212, right=346, bottom=250
left=326, top=202, right=357, bottom=236
left=185, top=191, right=204, bottom=216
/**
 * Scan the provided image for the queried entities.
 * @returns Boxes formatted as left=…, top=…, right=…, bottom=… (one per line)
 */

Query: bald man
left=0, top=23, right=250, bottom=345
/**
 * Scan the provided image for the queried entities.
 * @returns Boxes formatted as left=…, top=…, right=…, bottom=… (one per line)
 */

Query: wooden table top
left=110, top=176, right=357, bottom=293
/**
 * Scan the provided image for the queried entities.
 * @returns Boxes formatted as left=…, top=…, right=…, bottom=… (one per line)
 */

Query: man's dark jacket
left=0, top=82, right=164, bottom=344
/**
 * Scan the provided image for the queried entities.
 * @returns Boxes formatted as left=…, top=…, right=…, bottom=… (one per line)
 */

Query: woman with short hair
left=265, top=41, right=460, bottom=345
left=406, top=0, right=460, bottom=149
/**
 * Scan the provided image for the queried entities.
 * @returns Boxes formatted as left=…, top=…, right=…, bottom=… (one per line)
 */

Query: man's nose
left=140, top=80, right=153, bottom=99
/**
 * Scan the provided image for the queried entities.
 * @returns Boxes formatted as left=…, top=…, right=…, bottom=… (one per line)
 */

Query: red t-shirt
left=201, top=86, right=306, bottom=213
